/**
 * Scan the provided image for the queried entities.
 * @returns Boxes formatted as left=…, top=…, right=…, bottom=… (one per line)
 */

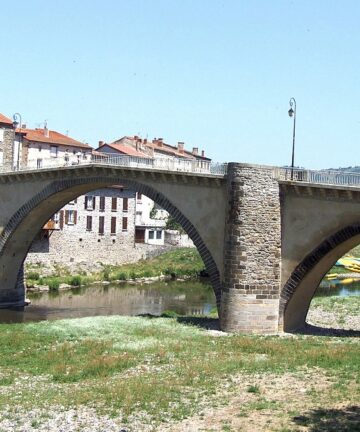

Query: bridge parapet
left=0, top=153, right=228, bottom=177
left=274, top=166, right=360, bottom=187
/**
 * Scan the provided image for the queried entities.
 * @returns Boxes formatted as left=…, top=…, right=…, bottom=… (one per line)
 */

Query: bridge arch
left=0, top=174, right=223, bottom=308
left=280, top=224, right=360, bottom=332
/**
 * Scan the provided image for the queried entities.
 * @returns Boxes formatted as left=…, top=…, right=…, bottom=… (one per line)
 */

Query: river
left=0, top=278, right=359, bottom=323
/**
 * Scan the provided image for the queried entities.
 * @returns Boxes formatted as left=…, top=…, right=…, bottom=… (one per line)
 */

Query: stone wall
left=26, top=188, right=136, bottom=266
left=220, top=163, right=281, bottom=333
left=1, top=127, right=14, bottom=168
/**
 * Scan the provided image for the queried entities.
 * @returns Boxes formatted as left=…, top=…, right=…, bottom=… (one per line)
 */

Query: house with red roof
left=19, top=124, right=93, bottom=169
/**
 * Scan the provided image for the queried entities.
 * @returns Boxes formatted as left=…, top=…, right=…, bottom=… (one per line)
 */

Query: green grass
left=25, top=248, right=205, bottom=291
left=0, top=315, right=358, bottom=426
left=311, top=295, right=360, bottom=315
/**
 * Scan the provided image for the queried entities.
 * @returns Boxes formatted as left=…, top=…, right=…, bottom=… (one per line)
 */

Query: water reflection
left=1, top=277, right=358, bottom=324
left=318, top=278, right=360, bottom=297
left=0, top=280, right=216, bottom=323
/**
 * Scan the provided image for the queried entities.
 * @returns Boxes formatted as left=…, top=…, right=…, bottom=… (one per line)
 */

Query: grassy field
left=0, top=296, right=359, bottom=431
left=26, top=248, right=205, bottom=290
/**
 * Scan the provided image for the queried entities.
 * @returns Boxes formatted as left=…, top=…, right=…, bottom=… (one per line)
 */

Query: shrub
left=27, top=271, right=40, bottom=280
left=69, top=276, right=82, bottom=287
left=48, top=278, right=60, bottom=291
left=116, top=272, right=128, bottom=281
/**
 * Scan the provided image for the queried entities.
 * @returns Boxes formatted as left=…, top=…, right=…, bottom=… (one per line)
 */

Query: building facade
left=0, top=113, right=15, bottom=169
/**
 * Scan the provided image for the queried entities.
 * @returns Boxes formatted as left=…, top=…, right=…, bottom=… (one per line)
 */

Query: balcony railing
left=0, top=153, right=228, bottom=177
left=274, top=167, right=360, bottom=187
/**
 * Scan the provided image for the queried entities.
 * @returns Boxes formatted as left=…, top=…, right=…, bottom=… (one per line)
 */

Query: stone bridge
left=1, top=161, right=360, bottom=333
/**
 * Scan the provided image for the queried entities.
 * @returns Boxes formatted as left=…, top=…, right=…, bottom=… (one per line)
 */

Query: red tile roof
left=20, top=128, right=92, bottom=149
left=97, top=142, right=150, bottom=158
left=111, top=136, right=211, bottom=161
left=0, top=113, right=13, bottom=126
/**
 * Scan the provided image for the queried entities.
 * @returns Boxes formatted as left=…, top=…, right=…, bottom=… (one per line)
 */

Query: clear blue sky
left=1, top=0, right=359, bottom=169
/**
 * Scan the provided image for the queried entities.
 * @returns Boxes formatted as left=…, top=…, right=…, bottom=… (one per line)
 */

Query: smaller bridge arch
left=280, top=224, right=360, bottom=331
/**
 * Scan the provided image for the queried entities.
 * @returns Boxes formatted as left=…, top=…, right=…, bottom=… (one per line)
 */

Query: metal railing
left=0, top=153, right=228, bottom=177
left=274, top=167, right=360, bottom=187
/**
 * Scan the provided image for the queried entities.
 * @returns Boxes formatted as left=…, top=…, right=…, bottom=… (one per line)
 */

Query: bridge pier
left=220, top=163, right=282, bottom=333
left=0, top=264, right=27, bottom=309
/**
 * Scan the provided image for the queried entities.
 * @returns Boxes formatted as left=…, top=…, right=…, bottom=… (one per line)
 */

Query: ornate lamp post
left=288, top=98, right=296, bottom=180
left=12, top=113, right=22, bottom=170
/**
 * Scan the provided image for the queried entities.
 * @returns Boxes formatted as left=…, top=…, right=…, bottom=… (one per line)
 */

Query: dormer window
left=38, top=145, right=42, bottom=152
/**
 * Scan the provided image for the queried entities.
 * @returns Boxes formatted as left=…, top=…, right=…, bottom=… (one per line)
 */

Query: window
left=85, top=196, right=95, bottom=210
left=111, top=217, right=116, bottom=235
left=156, top=231, right=162, bottom=239
left=122, top=217, right=128, bottom=231
left=123, top=197, right=128, bottom=212
left=50, top=146, right=58, bottom=158
left=86, top=216, right=92, bottom=231
left=65, top=210, right=77, bottom=225
left=99, top=196, right=105, bottom=212
left=137, top=192, right=142, bottom=201
left=149, top=230, right=155, bottom=239
left=37, top=158, right=43, bottom=169
left=99, top=216, right=105, bottom=235
left=111, top=197, right=117, bottom=211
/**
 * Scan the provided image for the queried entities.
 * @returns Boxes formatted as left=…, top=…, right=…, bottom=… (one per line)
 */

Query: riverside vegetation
left=25, top=248, right=205, bottom=291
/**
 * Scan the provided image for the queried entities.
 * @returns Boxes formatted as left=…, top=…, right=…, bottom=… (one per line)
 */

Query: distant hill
left=327, top=166, right=360, bottom=173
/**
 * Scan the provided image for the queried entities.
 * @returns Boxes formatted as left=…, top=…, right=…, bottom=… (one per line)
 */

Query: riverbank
left=0, top=296, right=358, bottom=431
left=25, top=248, right=205, bottom=292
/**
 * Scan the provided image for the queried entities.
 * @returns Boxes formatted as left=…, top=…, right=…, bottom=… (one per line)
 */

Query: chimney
left=157, top=138, right=163, bottom=147
left=192, top=147, right=198, bottom=155
left=44, top=121, right=49, bottom=138
left=98, top=140, right=104, bottom=147
left=177, top=142, right=184, bottom=153
left=21, top=124, right=26, bottom=129
left=201, top=150, right=205, bottom=157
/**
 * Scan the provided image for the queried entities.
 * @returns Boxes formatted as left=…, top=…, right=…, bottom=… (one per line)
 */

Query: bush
left=116, top=272, right=128, bottom=281
left=102, top=267, right=111, bottom=281
left=48, top=278, right=60, bottom=291
left=69, top=276, right=82, bottom=287
left=27, top=271, right=40, bottom=280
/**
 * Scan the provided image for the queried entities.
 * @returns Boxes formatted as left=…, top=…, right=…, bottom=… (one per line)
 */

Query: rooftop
left=0, top=113, right=13, bottom=126
left=19, top=128, right=92, bottom=149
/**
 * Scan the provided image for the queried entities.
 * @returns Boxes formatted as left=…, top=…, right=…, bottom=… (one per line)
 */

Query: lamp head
left=12, top=120, right=19, bottom=129
left=288, top=107, right=294, bottom=117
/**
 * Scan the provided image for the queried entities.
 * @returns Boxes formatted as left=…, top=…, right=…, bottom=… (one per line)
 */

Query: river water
left=0, top=278, right=359, bottom=324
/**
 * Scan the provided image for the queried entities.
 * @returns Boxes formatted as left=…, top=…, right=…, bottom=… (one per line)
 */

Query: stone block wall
left=220, top=163, right=281, bottom=333
left=26, top=188, right=138, bottom=267
left=0, top=127, right=15, bottom=168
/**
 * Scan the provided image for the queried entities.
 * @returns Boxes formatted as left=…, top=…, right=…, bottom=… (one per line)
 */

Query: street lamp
left=288, top=98, right=296, bottom=180
left=12, top=113, right=22, bottom=170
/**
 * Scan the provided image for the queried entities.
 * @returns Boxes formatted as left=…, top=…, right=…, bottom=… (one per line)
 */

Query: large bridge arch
left=0, top=165, right=227, bottom=309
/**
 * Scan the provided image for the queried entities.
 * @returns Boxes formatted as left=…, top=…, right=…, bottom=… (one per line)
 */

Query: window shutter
left=87, top=216, right=92, bottom=231
left=123, top=197, right=128, bottom=211
left=93, top=196, right=96, bottom=210
left=112, top=197, right=117, bottom=211
left=111, top=217, right=116, bottom=234
left=59, top=210, right=64, bottom=229
left=84, top=197, right=88, bottom=209
left=100, top=196, right=105, bottom=211
left=122, top=217, right=128, bottom=231
left=99, top=216, right=104, bottom=235
left=65, top=210, right=69, bottom=225
left=74, top=210, right=77, bottom=224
